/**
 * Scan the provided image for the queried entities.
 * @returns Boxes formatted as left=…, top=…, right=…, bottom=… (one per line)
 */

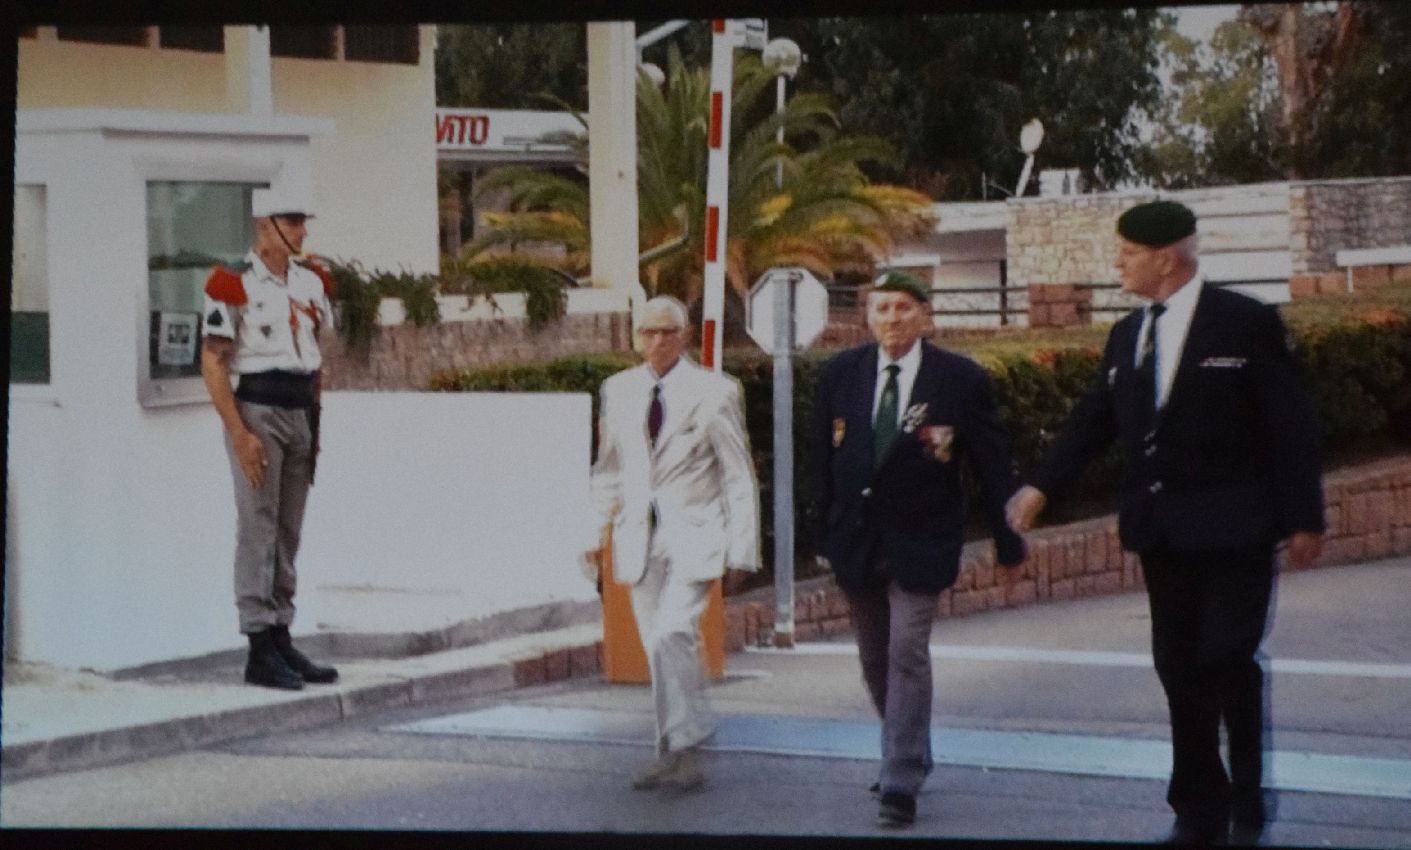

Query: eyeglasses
left=639, top=326, right=682, bottom=337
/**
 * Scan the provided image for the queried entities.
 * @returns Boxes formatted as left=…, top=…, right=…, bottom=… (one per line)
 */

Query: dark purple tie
left=648, top=383, right=664, bottom=446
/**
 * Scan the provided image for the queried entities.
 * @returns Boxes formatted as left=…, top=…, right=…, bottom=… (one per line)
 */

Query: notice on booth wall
left=158, top=312, right=199, bottom=366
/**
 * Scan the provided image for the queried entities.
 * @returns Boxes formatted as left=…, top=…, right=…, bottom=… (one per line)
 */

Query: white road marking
left=389, top=705, right=1411, bottom=800
left=744, top=643, right=1411, bottom=679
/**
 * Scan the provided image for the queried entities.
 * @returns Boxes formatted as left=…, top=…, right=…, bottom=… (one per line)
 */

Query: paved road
left=3, top=559, right=1409, bottom=845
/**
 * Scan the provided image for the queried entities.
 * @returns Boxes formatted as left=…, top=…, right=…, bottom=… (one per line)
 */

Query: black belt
left=236, top=370, right=316, bottom=409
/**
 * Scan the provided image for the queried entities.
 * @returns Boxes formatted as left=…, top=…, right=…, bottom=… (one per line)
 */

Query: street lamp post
left=760, top=37, right=804, bottom=649
left=1014, top=118, right=1045, bottom=198
left=762, top=38, right=803, bottom=190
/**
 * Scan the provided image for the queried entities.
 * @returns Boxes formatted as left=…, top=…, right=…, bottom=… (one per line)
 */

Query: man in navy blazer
left=1008, top=200, right=1325, bottom=845
left=811, top=272, right=1025, bottom=828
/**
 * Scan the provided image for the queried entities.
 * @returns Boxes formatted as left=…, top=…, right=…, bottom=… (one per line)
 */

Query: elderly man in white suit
left=583, top=295, right=760, bottom=792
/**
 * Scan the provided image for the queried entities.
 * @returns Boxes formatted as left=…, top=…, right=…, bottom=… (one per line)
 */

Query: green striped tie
left=874, top=364, right=900, bottom=468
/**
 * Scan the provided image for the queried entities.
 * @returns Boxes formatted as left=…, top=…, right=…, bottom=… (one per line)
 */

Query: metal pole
left=700, top=21, right=736, bottom=371
left=775, top=74, right=786, bottom=190
left=771, top=273, right=796, bottom=647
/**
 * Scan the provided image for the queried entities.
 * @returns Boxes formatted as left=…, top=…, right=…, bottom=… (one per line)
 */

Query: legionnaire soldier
left=200, top=186, right=340, bottom=691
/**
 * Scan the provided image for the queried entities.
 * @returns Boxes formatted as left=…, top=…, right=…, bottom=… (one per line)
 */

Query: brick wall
left=322, top=310, right=632, bottom=390
left=1027, top=283, right=1094, bottom=328
left=721, top=453, right=1411, bottom=652
left=514, top=454, right=1411, bottom=686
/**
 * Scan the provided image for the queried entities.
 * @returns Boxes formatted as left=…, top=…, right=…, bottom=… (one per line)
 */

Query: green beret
left=871, top=270, right=930, bottom=304
left=1116, top=200, right=1196, bottom=247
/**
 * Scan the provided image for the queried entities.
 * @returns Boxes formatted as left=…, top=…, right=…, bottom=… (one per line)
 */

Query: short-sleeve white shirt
left=203, top=251, right=333, bottom=375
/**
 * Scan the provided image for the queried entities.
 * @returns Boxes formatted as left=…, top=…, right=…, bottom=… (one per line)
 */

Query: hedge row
left=428, top=289, right=1411, bottom=580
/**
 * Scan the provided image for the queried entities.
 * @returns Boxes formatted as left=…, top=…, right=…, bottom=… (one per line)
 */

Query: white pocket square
left=1200, top=356, right=1247, bottom=368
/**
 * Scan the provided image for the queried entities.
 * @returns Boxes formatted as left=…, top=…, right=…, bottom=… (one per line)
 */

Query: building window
left=159, top=27, right=225, bottom=54
left=11, top=186, right=50, bottom=385
left=270, top=26, right=337, bottom=60
left=344, top=25, right=419, bottom=65
left=144, top=182, right=259, bottom=403
left=56, top=27, right=150, bottom=47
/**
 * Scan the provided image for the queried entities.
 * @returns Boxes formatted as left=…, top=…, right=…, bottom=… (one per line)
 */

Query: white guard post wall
left=8, top=113, right=597, bottom=670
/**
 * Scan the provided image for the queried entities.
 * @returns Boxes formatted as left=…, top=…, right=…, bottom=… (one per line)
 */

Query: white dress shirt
left=872, top=339, right=922, bottom=427
left=1134, top=274, right=1203, bottom=409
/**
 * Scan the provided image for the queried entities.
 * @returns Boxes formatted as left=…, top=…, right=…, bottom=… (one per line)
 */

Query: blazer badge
left=832, top=418, right=846, bottom=447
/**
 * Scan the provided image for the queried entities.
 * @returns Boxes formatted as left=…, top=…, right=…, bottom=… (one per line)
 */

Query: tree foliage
left=434, top=23, right=586, bottom=110
left=1145, top=19, right=1288, bottom=188
left=1150, top=2, right=1411, bottom=186
left=795, top=10, right=1168, bottom=198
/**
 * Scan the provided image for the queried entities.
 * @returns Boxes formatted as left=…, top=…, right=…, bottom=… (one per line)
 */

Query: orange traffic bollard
left=598, top=524, right=726, bottom=683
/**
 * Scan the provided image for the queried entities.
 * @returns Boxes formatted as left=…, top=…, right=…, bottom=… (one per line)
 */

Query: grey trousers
left=844, top=578, right=939, bottom=796
left=224, top=400, right=313, bottom=634
left=629, top=552, right=716, bottom=756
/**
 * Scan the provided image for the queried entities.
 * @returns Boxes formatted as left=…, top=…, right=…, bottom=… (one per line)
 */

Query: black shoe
left=868, top=782, right=880, bottom=799
left=1163, top=816, right=1229, bottom=845
left=270, top=624, right=339, bottom=683
left=876, top=792, right=916, bottom=828
left=245, top=629, right=304, bottom=690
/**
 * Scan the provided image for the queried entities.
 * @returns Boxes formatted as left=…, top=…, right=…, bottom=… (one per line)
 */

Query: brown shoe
left=659, top=747, right=704, bottom=792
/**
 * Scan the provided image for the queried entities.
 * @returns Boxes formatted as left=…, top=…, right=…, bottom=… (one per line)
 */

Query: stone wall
left=1289, top=177, right=1411, bottom=274
left=322, top=310, right=633, bottom=390
left=1007, top=195, right=1145, bottom=288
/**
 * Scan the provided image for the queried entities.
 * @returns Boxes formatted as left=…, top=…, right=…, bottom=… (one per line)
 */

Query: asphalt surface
left=3, top=557, right=1409, bottom=846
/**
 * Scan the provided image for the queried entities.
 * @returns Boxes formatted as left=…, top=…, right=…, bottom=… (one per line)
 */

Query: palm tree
left=458, top=45, right=934, bottom=306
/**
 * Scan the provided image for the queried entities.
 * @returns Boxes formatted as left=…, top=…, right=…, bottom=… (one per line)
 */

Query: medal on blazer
left=919, top=424, right=954, bottom=462
left=833, top=418, right=846, bottom=447
left=901, top=402, right=928, bottom=433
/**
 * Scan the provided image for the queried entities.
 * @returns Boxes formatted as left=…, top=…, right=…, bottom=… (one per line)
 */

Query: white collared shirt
left=872, top=339, right=922, bottom=427
left=1134, top=274, right=1203, bottom=409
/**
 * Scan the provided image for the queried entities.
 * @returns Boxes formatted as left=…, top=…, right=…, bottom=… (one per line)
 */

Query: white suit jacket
left=590, top=357, right=760, bottom=586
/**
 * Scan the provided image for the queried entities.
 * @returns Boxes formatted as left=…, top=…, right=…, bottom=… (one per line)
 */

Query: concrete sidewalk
left=1, top=614, right=604, bottom=779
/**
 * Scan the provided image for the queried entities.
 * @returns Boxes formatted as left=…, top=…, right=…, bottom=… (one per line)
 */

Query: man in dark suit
left=811, top=272, right=1025, bottom=828
left=1007, top=200, right=1325, bottom=845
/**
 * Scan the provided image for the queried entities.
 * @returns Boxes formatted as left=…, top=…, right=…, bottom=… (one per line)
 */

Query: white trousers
left=629, top=551, right=715, bottom=755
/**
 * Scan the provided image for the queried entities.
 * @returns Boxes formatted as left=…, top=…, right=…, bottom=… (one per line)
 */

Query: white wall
left=299, top=393, right=597, bottom=630
left=7, top=387, right=596, bottom=671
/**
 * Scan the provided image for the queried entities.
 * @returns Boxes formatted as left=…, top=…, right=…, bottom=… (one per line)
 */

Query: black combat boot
left=270, top=624, right=339, bottom=683
left=245, top=629, right=304, bottom=690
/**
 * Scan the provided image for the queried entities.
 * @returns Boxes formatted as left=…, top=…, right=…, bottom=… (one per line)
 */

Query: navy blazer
left=1032, top=285, right=1325, bottom=553
left=810, top=340, right=1025, bottom=594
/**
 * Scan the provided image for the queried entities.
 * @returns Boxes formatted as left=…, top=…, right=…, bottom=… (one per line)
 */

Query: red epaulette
left=204, top=266, right=248, bottom=305
left=295, top=259, right=337, bottom=297
left=312, top=264, right=336, bottom=297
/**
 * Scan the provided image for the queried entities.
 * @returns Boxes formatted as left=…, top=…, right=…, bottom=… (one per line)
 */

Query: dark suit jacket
left=1032, top=284, right=1325, bottom=553
left=811, top=340, right=1025, bottom=594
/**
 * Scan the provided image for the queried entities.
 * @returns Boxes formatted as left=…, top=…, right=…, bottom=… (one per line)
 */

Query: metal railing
left=829, top=279, right=1288, bottom=328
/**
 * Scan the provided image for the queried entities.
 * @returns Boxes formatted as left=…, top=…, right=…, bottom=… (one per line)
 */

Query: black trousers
left=1140, top=543, right=1275, bottom=823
